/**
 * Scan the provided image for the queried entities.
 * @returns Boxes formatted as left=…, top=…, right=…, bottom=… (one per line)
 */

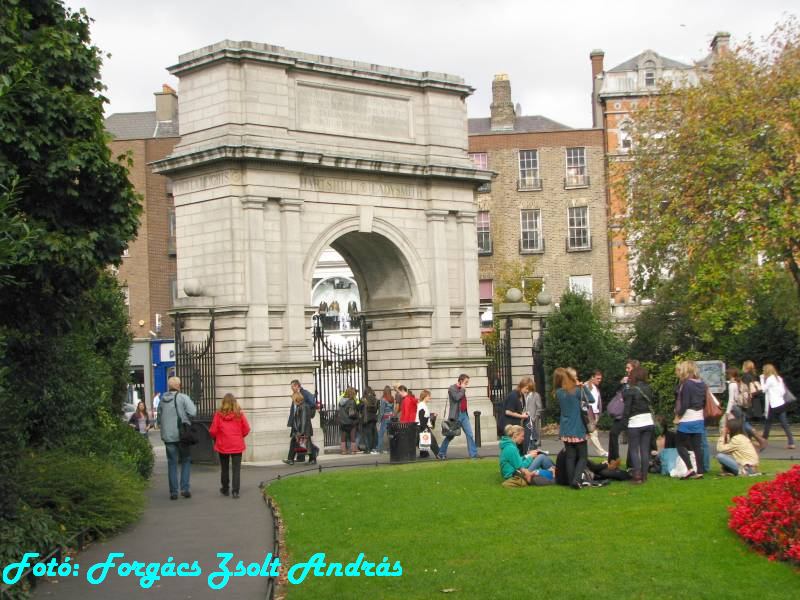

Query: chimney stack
left=711, top=32, right=731, bottom=57
left=590, top=50, right=605, bottom=129
left=155, top=83, right=178, bottom=122
left=490, top=74, right=515, bottom=131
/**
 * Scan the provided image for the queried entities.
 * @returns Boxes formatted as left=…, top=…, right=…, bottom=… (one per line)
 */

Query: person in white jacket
left=760, top=364, right=795, bottom=449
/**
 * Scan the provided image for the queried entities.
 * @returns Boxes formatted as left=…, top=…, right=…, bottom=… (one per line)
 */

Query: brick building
left=590, top=33, right=730, bottom=312
left=105, top=85, right=180, bottom=403
left=469, top=74, right=610, bottom=318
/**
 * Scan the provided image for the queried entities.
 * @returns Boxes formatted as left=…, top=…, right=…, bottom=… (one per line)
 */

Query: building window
left=569, top=275, right=593, bottom=300
left=469, top=152, right=488, bottom=169
left=567, top=206, right=591, bottom=250
left=122, top=246, right=129, bottom=258
left=121, top=286, right=130, bottom=314
left=644, top=60, right=656, bottom=87
left=479, top=279, right=493, bottom=327
left=520, top=209, right=543, bottom=253
left=167, top=207, right=177, bottom=255
left=469, top=153, right=490, bottom=192
left=619, top=121, right=632, bottom=152
left=477, top=211, right=492, bottom=255
left=518, top=150, right=542, bottom=190
left=170, top=277, right=178, bottom=303
left=565, top=148, right=588, bottom=187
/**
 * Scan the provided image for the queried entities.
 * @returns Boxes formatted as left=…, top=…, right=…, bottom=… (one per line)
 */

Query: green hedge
left=17, top=451, right=146, bottom=533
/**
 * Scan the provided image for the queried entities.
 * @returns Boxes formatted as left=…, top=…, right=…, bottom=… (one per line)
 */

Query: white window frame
left=565, top=147, right=588, bottom=187
left=469, top=152, right=488, bottom=169
left=518, top=149, right=541, bottom=190
left=567, top=206, right=591, bottom=250
left=477, top=211, right=492, bottom=254
left=520, top=209, right=543, bottom=253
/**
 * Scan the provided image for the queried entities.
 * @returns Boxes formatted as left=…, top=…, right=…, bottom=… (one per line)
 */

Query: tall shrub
left=542, top=292, right=629, bottom=419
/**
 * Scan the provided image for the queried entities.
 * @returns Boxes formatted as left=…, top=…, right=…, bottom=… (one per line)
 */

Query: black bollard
left=473, top=410, right=482, bottom=448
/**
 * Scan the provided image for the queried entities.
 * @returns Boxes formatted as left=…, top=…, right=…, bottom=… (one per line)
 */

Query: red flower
left=728, top=465, right=800, bottom=566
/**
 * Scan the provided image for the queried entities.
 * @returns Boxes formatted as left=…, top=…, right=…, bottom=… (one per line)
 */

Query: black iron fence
left=313, top=314, right=368, bottom=445
left=485, top=318, right=512, bottom=437
left=174, top=311, right=216, bottom=417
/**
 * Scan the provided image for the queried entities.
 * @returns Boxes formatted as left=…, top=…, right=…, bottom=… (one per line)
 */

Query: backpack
left=364, top=395, right=378, bottom=422
left=736, top=382, right=751, bottom=409
left=346, top=400, right=358, bottom=420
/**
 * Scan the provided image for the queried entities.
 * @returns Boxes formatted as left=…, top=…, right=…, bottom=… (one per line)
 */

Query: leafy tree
left=622, top=19, right=800, bottom=337
left=0, top=1, right=140, bottom=519
left=542, top=292, right=629, bottom=418
left=0, top=0, right=140, bottom=328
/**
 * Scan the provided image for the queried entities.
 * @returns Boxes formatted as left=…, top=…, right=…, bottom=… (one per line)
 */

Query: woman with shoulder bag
left=622, top=366, right=655, bottom=484
left=555, top=367, right=589, bottom=489
left=761, top=364, right=796, bottom=449
left=725, top=367, right=766, bottom=450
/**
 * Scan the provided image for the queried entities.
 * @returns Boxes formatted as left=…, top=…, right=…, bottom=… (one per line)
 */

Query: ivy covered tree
left=623, top=19, right=800, bottom=337
left=0, top=0, right=141, bottom=518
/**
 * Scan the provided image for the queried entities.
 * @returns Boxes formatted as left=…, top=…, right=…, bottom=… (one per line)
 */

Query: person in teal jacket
left=499, top=425, right=554, bottom=485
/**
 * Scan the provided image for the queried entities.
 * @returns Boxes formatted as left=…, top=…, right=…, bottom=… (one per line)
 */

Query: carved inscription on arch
left=296, top=82, right=412, bottom=141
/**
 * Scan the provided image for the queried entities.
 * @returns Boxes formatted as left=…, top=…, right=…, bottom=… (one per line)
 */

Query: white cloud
left=71, top=0, right=797, bottom=128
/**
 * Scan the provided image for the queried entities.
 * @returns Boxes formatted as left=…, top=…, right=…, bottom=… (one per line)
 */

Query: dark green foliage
left=542, top=292, right=629, bottom=419
left=0, top=502, right=66, bottom=599
left=17, top=451, right=146, bottom=532
left=0, top=2, right=140, bottom=329
left=64, top=412, right=155, bottom=479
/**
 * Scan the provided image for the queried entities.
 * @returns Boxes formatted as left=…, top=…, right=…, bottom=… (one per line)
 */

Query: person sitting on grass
left=716, top=417, right=760, bottom=476
left=499, top=425, right=554, bottom=487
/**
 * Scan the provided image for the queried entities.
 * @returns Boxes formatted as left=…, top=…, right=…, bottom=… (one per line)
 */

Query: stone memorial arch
left=154, top=41, right=492, bottom=461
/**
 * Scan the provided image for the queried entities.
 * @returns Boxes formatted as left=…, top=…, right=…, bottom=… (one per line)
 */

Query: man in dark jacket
left=157, top=376, right=197, bottom=500
left=437, top=374, right=478, bottom=459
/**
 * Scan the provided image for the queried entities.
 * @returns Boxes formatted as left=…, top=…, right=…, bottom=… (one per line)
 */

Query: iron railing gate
left=485, top=318, right=512, bottom=437
left=313, top=314, right=368, bottom=446
left=174, top=311, right=217, bottom=462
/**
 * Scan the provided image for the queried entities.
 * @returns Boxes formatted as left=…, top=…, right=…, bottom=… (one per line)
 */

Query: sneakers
left=180, top=490, right=191, bottom=498
left=307, top=458, right=317, bottom=465
left=220, top=488, right=229, bottom=496
left=787, top=444, right=796, bottom=450
left=282, top=459, right=294, bottom=466
left=232, top=491, right=240, bottom=499
left=370, top=450, right=379, bottom=455
left=170, top=494, right=178, bottom=500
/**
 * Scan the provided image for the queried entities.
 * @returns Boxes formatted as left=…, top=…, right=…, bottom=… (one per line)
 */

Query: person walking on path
left=761, top=363, right=796, bottom=449
left=157, top=376, right=197, bottom=500
left=209, top=393, right=251, bottom=498
left=128, top=401, right=151, bottom=436
left=283, top=391, right=317, bottom=465
left=584, top=370, right=608, bottom=457
left=438, top=374, right=478, bottom=459
left=555, top=367, right=589, bottom=489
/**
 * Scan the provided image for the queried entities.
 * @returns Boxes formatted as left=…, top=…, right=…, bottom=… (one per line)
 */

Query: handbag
left=295, top=435, right=308, bottom=453
left=441, top=396, right=462, bottom=438
left=607, top=392, right=624, bottom=420
left=704, top=387, right=723, bottom=420
left=782, top=378, right=797, bottom=405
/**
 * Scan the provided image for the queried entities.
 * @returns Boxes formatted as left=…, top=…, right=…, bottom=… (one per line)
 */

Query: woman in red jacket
left=209, top=393, right=251, bottom=499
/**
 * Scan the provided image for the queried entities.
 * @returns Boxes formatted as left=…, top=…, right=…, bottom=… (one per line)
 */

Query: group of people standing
left=334, top=375, right=478, bottom=460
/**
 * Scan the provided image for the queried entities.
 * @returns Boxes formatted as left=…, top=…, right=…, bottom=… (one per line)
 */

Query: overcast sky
left=72, top=0, right=796, bottom=129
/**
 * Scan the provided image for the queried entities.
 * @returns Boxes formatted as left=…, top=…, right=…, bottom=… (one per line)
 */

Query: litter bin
left=389, top=420, right=417, bottom=463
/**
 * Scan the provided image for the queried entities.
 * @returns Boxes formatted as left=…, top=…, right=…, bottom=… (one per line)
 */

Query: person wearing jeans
left=375, top=386, right=395, bottom=453
left=716, top=417, right=759, bottom=475
left=622, top=366, right=655, bottom=483
left=438, top=374, right=478, bottom=459
left=157, top=376, right=197, bottom=500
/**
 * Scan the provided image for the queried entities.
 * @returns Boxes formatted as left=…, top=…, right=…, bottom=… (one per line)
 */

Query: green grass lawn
left=267, top=459, right=799, bottom=599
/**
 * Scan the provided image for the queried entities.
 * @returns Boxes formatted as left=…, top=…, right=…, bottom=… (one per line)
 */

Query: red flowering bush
left=728, top=465, right=800, bottom=565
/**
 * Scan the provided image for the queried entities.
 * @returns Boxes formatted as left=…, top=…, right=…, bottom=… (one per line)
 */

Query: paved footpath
left=32, top=426, right=798, bottom=599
